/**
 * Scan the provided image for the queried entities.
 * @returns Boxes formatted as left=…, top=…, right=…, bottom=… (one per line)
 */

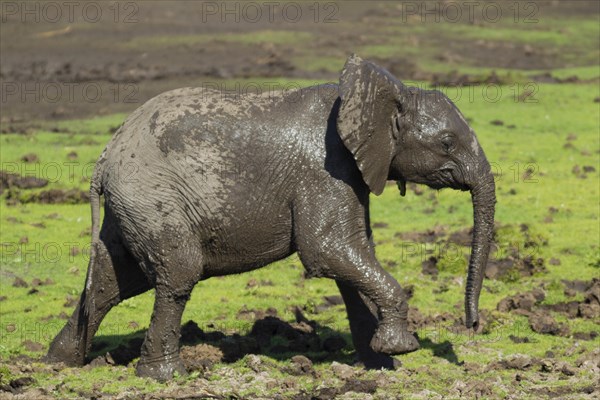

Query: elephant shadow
left=90, top=308, right=461, bottom=369
left=90, top=308, right=357, bottom=369
left=416, top=337, right=461, bottom=366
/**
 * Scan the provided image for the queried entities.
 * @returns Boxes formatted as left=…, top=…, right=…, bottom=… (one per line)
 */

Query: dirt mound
left=496, top=280, right=599, bottom=337
left=496, top=289, right=572, bottom=335
left=0, top=376, right=35, bottom=395
left=2, top=170, right=88, bottom=206
left=287, top=355, right=314, bottom=376
left=236, top=305, right=278, bottom=320
left=562, top=279, right=595, bottom=295
left=395, top=225, right=447, bottom=243
left=540, top=278, right=600, bottom=319
left=408, top=307, right=456, bottom=331
left=180, top=320, right=226, bottom=344
left=447, top=227, right=472, bottom=246
left=180, top=344, right=224, bottom=372
left=115, top=314, right=344, bottom=372
left=530, top=72, right=590, bottom=84
left=431, top=70, right=508, bottom=87
left=404, top=224, right=548, bottom=281
left=421, top=256, right=439, bottom=277
left=528, top=312, right=570, bottom=336
left=0, top=171, right=48, bottom=195
left=407, top=305, right=504, bottom=337
left=497, top=288, right=545, bottom=312
left=7, top=188, right=90, bottom=205
left=292, top=378, right=377, bottom=400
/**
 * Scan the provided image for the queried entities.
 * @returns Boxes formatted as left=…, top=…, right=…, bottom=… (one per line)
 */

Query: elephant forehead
left=415, top=112, right=447, bottom=136
left=420, top=97, right=471, bottom=129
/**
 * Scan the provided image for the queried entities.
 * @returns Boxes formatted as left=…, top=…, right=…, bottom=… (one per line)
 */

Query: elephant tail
left=81, top=163, right=104, bottom=322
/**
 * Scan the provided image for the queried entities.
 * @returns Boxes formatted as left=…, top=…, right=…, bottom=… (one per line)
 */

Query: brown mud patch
left=540, top=279, right=600, bottom=319
left=398, top=224, right=548, bottom=281
left=7, top=188, right=90, bottom=205
left=496, top=279, right=599, bottom=337
left=180, top=343, right=224, bottom=372
left=236, top=305, right=278, bottom=320
left=0, top=376, right=36, bottom=395
left=292, top=378, right=377, bottom=400
left=0, top=171, right=48, bottom=195
left=395, top=225, right=447, bottom=243
left=1, top=170, right=90, bottom=205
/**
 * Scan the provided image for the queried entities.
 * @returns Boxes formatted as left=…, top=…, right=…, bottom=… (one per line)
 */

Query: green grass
left=120, top=30, right=315, bottom=49
left=0, top=80, right=598, bottom=397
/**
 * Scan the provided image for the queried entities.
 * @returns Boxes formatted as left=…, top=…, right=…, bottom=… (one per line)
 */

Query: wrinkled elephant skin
left=45, top=55, right=496, bottom=381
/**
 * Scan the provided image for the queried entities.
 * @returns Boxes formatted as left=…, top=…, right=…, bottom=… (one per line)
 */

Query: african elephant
left=46, top=55, right=496, bottom=381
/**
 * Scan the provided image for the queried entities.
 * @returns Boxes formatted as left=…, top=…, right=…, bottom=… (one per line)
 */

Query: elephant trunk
left=464, top=169, right=496, bottom=329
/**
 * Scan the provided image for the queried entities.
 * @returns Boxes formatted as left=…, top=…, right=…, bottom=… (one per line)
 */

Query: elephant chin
left=464, top=173, right=496, bottom=329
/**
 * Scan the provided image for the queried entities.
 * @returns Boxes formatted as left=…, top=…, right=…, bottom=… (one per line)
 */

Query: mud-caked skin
left=46, top=55, right=496, bottom=381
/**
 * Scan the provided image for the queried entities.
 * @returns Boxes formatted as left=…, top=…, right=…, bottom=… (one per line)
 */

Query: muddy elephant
left=46, top=55, right=496, bottom=381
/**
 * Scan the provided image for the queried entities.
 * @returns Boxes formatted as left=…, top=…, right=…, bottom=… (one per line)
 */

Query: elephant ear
left=337, top=54, right=402, bottom=195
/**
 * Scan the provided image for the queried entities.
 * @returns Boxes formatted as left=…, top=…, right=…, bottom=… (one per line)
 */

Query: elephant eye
left=441, top=135, right=454, bottom=152
left=395, top=115, right=402, bottom=132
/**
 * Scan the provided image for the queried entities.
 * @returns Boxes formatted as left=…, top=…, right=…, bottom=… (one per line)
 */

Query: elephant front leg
left=336, top=281, right=402, bottom=369
left=300, top=243, right=419, bottom=356
left=136, top=286, right=189, bottom=381
left=294, top=189, right=419, bottom=357
left=339, top=260, right=419, bottom=356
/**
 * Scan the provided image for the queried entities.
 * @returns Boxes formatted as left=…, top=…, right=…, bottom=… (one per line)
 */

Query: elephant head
left=337, top=55, right=496, bottom=330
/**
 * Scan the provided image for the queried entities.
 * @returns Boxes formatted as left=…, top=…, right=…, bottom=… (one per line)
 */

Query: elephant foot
left=136, top=357, right=187, bottom=382
left=357, top=353, right=402, bottom=370
left=44, top=330, right=85, bottom=367
left=43, top=349, right=84, bottom=367
left=370, top=322, right=420, bottom=355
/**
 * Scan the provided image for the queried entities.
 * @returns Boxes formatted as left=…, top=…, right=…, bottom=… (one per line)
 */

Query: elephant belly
left=199, top=209, right=295, bottom=278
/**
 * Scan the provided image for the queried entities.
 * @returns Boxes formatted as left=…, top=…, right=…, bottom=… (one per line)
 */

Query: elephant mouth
left=426, top=163, right=470, bottom=191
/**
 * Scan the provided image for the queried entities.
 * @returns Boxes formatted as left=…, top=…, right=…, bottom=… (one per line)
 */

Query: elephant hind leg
left=45, top=224, right=151, bottom=366
left=336, top=281, right=401, bottom=369
left=135, top=284, right=191, bottom=381
left=135, top=238, right=204, bottom=381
